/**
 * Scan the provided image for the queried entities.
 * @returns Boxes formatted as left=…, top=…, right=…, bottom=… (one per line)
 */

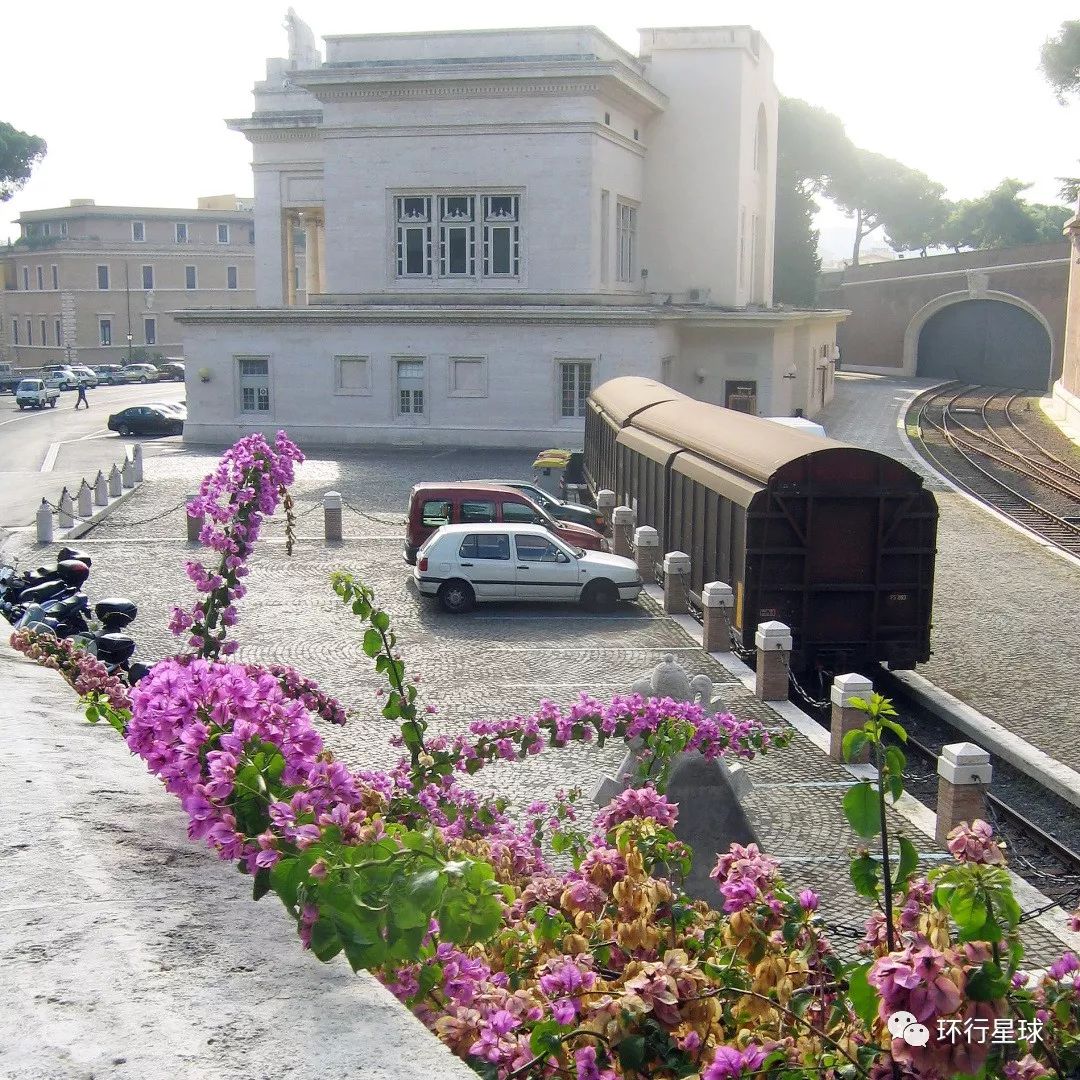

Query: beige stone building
left=1053, top=202, right=1080, bottom=434
left=0, top=197, right=255, bottom=369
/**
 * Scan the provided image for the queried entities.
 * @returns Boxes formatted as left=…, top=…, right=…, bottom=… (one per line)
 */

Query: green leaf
left=842, top=729, right=870, bottom=762
left=880, top=718, right=908, bottom=742
left=371, top=609, right=390, bottom=632
left=252, top=867, right=272, bottom=901
left=850, top=853, right=880, bottom=898
left=893, top=836, right=919, bottom=891
left=362, top=627, right=383, bottom=658
left=617, top=1035, right=646, bottom=1070
left=949, top=884, right=988, bottom=934
left=843, top=782, right=880, bottom=838
left=270, top=855, right=304, bottom=908
left=309, top=917, right=343, bottom=962
left=846, top=963, right=880, bottom=1027
left=965, top=961, right=1010, bottom=1001
left=530, top=1019, right=565, bottom=1057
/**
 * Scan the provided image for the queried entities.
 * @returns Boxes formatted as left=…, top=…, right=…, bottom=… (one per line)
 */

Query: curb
left=60, top=480, right=145, bottom=542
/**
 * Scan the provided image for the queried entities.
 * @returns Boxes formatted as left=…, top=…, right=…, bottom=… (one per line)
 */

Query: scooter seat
left=95, top=633, right=136, bottom=664
left=19, top=579, right=70, bottom=606
left=95, top=598, right=137, bottom=626
left=57, top=546, right=92, bottom=567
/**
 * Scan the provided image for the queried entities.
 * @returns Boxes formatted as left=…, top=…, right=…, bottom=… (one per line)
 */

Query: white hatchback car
left=414, top=522, right=642, bottom=614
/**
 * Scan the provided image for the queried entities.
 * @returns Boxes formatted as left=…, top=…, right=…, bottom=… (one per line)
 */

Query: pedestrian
left=74, top=381, right=89, bottom=409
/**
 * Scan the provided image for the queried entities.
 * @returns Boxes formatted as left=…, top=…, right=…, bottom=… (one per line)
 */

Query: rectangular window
left=395, top=196, right=432, bottom=277
left=26, top=320, right=32, bottom=346
left=448, top=356, right=486, bottom=398
left=59, top=222, right=68, bottom=238
left=42, top=223, right=50, bottom=238
left=482, top=194, right=520, bottom=277
left=144, top=317, right=156, bottom=346
left=97, top=264, right=109, bottom=290
left=22, top=267, right=28, bottom=290
left=438, top=195, right=475, bottom=277
left=99, top=319, right=112, bottom=347
left=460, top=501, right=496, bottom=524
left=51, top=264, right=58, bottom=290
left=600, top=190, right=610, bottom=284
left=217, top=223, right=230, bottom=244
left=501, top=501, right=540, bottom=524
left=616, top=202, right=637, bottom=283
left=55, top=318, right=62, bottom=346
left=141, top=264, right=154, bottom=290
left=175, top=222, right=188, bottom=243
left=421, top=500, right=452, bottom=528
left=238, top=356, right=270, bottom=413
left=226, top=265, right=238, bottom=290
left=40, top=319, right=47, bottom=346
left=185, top=265, right=197, bottom=290
left=248, top=226, right=256, bottom=245
left=396, top=357, right=425, bottom=415
left=36, top=266, right=43, bottom=290
left=559, top=361, right=592, bottom=419
left=131, top=221, right=145, bottom=242
left=459, top=533, right=510, bottom=560
left=12, top=320, right=18, bottom=345
left=334, top=355, right=370, bottom=395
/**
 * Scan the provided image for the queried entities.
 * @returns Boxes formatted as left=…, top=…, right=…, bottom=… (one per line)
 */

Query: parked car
left=121, top=364, right=160, bottom=384
left=404, top=482, right=607, bottom=564
left=43, top=368, right=78, bottom=391
left=107, top=405, right=184, bottom=436
left=92, top=365, right=124, bottom=385
left=15, top=379, right=60, bottom=409
left=159, top=361, right=185, bottom=382
left=149, top=401, right=187, bottom=419
left=470, top=479, right=607, bottom=532
left=413, top=523, right=642, bottom=613
left=69, top=365, right=99, bottom=388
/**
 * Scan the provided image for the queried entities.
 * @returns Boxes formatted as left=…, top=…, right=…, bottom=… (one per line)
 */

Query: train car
left=585, top=377, right=938, bottom=674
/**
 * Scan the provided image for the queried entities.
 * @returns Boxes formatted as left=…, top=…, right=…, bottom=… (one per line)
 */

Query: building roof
left=16, top=202, right=254, bottom=224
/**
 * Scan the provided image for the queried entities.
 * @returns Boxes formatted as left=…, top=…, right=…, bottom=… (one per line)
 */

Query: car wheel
left=582, top=579, right=619, bottom=613
left=49, top=399, right=57, bottom=408
left=118, top=424, right=132, bottom=436
left=140, top=376, right=149, bottom=384
left=437, top=579, right=475, bottom=614
left=18, top=404, right=25, bottom=410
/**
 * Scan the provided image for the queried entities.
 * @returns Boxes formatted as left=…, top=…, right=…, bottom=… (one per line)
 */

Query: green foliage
left=941, top=179, right=1072, bottom=253
left=83, top=694, right=131, bottom=736
left=1041, top=20, right=1080, bottom=103
left=846, top=963, right=880, bottom=1027
left=0, top=121, right=47, bottom=201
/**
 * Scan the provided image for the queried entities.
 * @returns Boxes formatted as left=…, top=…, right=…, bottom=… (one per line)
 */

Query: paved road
left=0, top=382, right=184, bottom=540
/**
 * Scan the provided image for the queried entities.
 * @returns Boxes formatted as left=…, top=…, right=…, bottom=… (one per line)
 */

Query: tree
left=940, top=179, right=1070, bottom=251
left=0, top=121, right=47, bottom=202
left=1040, top=20, right=1080, bottom=102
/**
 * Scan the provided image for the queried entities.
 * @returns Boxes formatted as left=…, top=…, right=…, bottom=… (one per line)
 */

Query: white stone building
left=177, top=18, right=845, bottom=448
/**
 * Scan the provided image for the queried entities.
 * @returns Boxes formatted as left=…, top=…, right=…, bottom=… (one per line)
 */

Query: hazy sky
left=2, top=1, right=1076, bottom=253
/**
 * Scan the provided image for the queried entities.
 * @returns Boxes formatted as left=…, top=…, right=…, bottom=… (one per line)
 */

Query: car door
left=456, top=532, right=516, bottom=598
left=513, top=533, right=582, bottom=601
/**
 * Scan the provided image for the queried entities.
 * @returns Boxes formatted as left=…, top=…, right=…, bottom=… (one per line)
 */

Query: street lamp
left=126, top=333, right=133, bottom=364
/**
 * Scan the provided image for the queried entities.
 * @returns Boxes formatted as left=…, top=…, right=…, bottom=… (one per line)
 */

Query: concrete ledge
left=60, top=480, right=144, bottom=542
left=0, top=640, right=474, bottom=1080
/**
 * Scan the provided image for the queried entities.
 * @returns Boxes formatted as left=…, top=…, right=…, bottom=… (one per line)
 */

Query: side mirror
left=556, top=551, right=570, bottom=564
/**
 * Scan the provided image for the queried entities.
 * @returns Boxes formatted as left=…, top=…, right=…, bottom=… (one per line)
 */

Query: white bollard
left=701, top=581, right=735, bottom=653
left=58, top=489, right=75, bottom=529
left=77, top=481, right=93, bottom=518
left=754, top=620, right=793, bottom=702
left=108, top=464, right=123, bottom=497
left=121, top=458, right=135, bottom=489
left=324, top=490, right=343, bottom=542
left=132, top=443, right=144, bottom=482
left=36, top=500, right=53, bottom=545
left=94, top=471, right=109, bottom=507
left=596, top=489, right=616, bottom=526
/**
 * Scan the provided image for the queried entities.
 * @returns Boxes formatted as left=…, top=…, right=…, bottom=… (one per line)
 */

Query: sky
left=2, top=1, right=1076, bottom=255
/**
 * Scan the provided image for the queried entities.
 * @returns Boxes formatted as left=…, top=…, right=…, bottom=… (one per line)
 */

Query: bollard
left=132, top=443, right=144, bottom=482
left=633, top=526, right=659, bottom=583
left=754, top=620, right=792, bottom=702
left=701, top=581, right=735, bottom=653
left=94, top=471, right=108, bottom=507
left=121, top=457, right=135, bottom=489
left=829, top=672, right=873, bottom=763
left=935, top=743, right=992, bottom=847
left=662, top=551, right=691, bottom=613
left=596, top=489, right=616, bottom=526
left=58, top=488, right=75, bottom=529
left=109, top=464, right=123, bottom=497
left=186, top=494, right=204, bottom=544
left=611, top=506, right=635, bottom=559
left=324, top=490, right=343, bottom=542
left=36, top=499, right=53, bottom=545
left=77, top=480, right=93, bottom=519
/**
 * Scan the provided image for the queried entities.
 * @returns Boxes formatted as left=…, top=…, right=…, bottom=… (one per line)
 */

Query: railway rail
left=911, top=383, right=1080, bottom=557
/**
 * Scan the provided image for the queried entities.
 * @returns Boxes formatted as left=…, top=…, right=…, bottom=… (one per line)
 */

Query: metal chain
left=100, top=496, right=191, bottom=530
left=340, top=498, right=406, bottom=527
left=718, top=602, right=757, bottom=664
left=782, top=652, right=830, bottom=711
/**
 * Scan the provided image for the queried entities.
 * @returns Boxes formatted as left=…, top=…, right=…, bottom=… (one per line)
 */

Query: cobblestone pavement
left=7, top=438, right=1071, bottom=966
left=818, top=374, right=1080, bottom=775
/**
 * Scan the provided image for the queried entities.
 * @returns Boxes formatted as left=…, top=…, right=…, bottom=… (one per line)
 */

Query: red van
left=405, top=483, right=606, bottom=564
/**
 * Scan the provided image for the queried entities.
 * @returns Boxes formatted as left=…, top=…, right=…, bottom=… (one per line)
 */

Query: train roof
left=588, top=376, right=682, bottom=425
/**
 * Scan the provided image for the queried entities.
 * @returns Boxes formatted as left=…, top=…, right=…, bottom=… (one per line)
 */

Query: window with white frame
left=559, top=361, right=592, bottom=419
left=238, top=357, right=270, bottom=413
left=55, top=319, right=62, bottom=346
left=396, top=197, right=432, bottom=277
left=36, top=266, right=43, bottom=290
left=51, top=264, right=58, bottom=290
left=483, top=194, right=520, bottom=277
left=142, top=265, right=154, bottom=291
left=217, top=223, right=230, bottom=244
left=185, top=265, right=197, bottom=290
left=175, top=222, right=188, bottom=243
left=334, top=355, right=370, bottom=395
left=226, top=265, right=238, bottom=290
left=97, top=264, right=109, bottom=290
left=395, top=358, right=425, bottom=415
left=439, top=195, right=475, bottom=277
left=616, top=201, right=636, bottom=283
left=99, top=318, right=112, bottom=346
left=132, top=221, right=145, bottom=242
left=448, top=356, right=486, bottom=398
left=144, top=317, right=156, bottom=346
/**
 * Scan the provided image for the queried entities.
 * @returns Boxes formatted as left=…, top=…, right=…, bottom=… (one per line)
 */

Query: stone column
left=936, top=742, right=992, bottom=847
left=284, top=210, right=297, bottom=306
left=121, top=458, right=135, bottom=489
left=596, top=489, right=616, bottom=527
left=36, top=500, right=53, bottom=545
left=304, top=215, right=320, bottom=300
left=94, top=471, right=108, bottom=507
left=702, top=581, right=735, bottom=653
left=754, top=620, right=792, bottom=702
left=77, top=481, right=93, bottom=519
left=611, top=506, right=635, bottom=558
left=662, top=551, right=691, bottom=614
left=829, top=672, right=873, bottom=763
left=132, top=443, right=144, bottom=482
left=633, top=526, right=659, bottom=583
left=58, top=489, right=75, bottom=529
left=186, top=494, right=204, bottom=544
left=316, top=215, right=327, bottom=297
left=108, top=464, right=123, bottom=497
left=324, top=490, right=343, bottom=542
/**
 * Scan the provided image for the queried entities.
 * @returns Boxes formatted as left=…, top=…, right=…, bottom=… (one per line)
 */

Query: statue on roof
left=284, top=8, right=320, bottom=70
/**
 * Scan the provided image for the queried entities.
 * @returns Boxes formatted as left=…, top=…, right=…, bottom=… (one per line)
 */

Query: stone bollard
left=186, top=494, right=204, bottom=544
left=829, top=672, right=873, bottom=763
left=662, top=551, right=691, bottom=614
left=121, top=457, right=135, bottom=489
left=94, top=471, right=109, bottom=507
left=77, top=480, right=93, bottom=519
left=754, top=620, right=792, bottom=702
left=596, top=489, right=616, bottom=527
left=611, top=506, right=635, bottom=558
left=633, top=526, right=659, bottom=583
left=132, top=443, right=144, bottom=482
left=702, top=581, right=735, bottom=653
left=935, top=743, right=992, bottom=847
left=58, top=488, right=75, bottom=529
left=36, top=499, right=54, bottom=545
left=108, top=464, right=123, bottom=497
left=324, top=490, right=343, bottom=542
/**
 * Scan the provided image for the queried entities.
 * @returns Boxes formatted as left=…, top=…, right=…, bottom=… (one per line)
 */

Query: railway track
left=911, top=383, right=1080, bottom=557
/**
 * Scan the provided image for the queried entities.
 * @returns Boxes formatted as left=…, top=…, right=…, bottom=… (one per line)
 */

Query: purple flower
left=798, top=889, right=820, bottom=912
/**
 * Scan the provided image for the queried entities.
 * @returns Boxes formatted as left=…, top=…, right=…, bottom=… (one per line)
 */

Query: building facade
left=177, top=20, right=844, bottom=448
left=0, top=197, right=255, bottom=369
left=1053, top=204, right=1080, bottom=433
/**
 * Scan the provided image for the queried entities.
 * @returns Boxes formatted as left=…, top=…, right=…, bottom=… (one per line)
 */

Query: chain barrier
left=340, top=498, right=406, bottom=528
left=718, top=603, right=757, bottom=664
left=782, top=653, right=831, bottom=711
left=99, top=496, right=192, bottom=530
left=984, top=798, right=1080, bottom=887
left=654, top=563, right=665, bottom=588
left=821, top=920, right=866, bottom=941
left=686, top=591, right=704, bottom=627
